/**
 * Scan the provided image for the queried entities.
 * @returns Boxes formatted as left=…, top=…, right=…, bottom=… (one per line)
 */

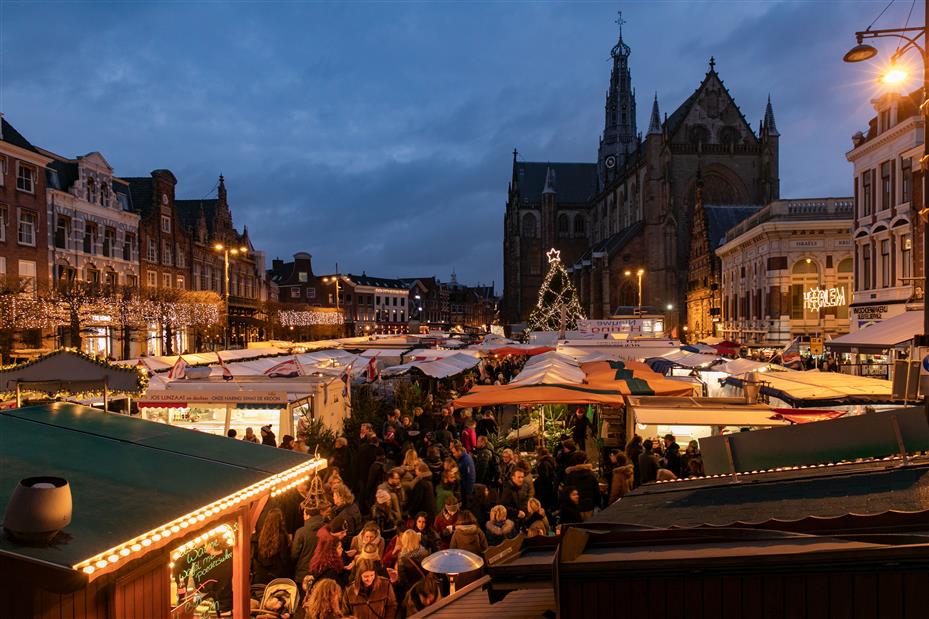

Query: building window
left=147, top=270, right=157, bottom=287
left=176, top=244, right=185, bottom=268
left=105, top=270, right=117, bottom=287
left=86, top=266, right=100, bottom=285
left=55, top=216, right=70, bottom=249
left=879, top=108, right=891, bottom=132
left=290, top=288, right=301, bottom=298
left=881, top=239, right=891, bottom=287
left=862, top=171, right=873, bottom=216
left=307, top=286, right=316, bottom=300
left=123, top=233, right=135, bottom=261
left=521, top=212, right=538, bottom=238
left=862, top=245, right=872, bottom=290
left=103, top=228, right=116, bottom=258
left=881, top=161, right=892, bottom=210
left=0, top=205, right=6, bottom=241
left=100, top=183, right=109, bottom=207
left=902, top=233, right=913, bottom=282
left=84, top=222, right=98, bottom=254
left=0, top=257, right=6, bottom=275
left=162, top=272, right=172, bottom=288
left=15, top=163, right=35, bottom=194
left=298, top=272, right=308, bottom=283
left=147, top=239, right=157, bottom=262
left=902, top=157, right=912, bottom=204
left=0, top=156, right=6, bottom=186
left=837, top=258, right=853, bottom=320
left=17, top=210, right=36, bottom=246
left=126, top=274, right=137, bottom=288
left=161, top=215, right=171, bottom=233
left=18, top=260, right=36, bottom=293
left=789, top=259, right=819, bottom=320
left=162, top=240, right=172, bottom=266
left=557, top=214, right=569, bottom=236
left=176, top=275, right=185, bottom=290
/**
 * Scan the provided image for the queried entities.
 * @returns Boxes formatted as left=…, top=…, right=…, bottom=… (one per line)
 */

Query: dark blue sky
left=0, top=1, right=909, bottom=290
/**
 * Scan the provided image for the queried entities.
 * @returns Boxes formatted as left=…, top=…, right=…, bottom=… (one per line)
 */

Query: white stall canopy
left=827, top=310, right=922, bottom=353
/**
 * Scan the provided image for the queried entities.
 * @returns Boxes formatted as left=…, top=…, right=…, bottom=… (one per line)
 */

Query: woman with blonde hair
left=395, top=529, right=428, bottom=602
left=485, top=505, right=516, bottom=546
left=303, top=578, right=346, bottom=619
left=524, top=498, right=551, bottom=537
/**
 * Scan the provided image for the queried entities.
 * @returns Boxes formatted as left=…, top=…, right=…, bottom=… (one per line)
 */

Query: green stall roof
left=0, top=403, right=318, bottom=572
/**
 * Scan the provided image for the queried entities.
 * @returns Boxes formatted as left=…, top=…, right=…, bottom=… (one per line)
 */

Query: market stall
left=721, top=368, right=897, bottom=408
left=380, top=352, right=480, bottom=379
left=0, top=403, right=326, bottom=619
left=826, top=310, right=921, bottom=379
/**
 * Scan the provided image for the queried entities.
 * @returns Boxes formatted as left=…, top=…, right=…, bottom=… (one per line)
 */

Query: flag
left=167, top=356, right=187, bottom=380
left=264, top=357, right=304, bottom=378
left=366, top=356, right=379, bottom=382
left=340, top=362, right=354, bottom=397
left=779, top=337, right=801, bottom=365
left=217, top=352, right=234, bottom=381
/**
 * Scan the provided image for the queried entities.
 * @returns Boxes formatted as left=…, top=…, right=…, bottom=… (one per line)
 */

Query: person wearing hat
left=308, top=516, right=351, bottom=585
left=662, top=433, right=682, bottom=478
left=260, top=424, right=277, bottom=447
left=371, top=488, right=401, bottom=541
left=292, top=501, right=327, bottom=585
left=433, top=495, right=460, bottom=550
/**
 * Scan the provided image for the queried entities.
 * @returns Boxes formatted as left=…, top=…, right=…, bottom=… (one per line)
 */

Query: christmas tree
left=527, top=248, right=586, bottom=333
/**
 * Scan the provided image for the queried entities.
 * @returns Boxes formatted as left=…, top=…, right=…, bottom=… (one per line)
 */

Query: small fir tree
left=527, top=248, right=586, bottom=333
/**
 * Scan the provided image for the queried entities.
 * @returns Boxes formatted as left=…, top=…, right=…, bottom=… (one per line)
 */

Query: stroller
left=251, top=578, right=300, bottom=619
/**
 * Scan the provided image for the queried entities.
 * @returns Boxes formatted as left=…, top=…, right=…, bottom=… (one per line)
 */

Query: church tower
left=597, top=12, right=638, bottom=190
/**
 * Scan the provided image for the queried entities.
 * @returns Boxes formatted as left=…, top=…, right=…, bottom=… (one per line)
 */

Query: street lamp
left=213, top=243, right=248, bottom=350
left=624, top=268, right=645, bottom=314
left=844, top=2, right=929, bottom=373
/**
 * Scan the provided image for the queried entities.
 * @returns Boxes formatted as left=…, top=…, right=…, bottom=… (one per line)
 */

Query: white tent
left=509, top=352, right=586, bottom=385
left=714, top=358, right=778, bottom=377
left=654, top=349, right=720, bottom=368
left=380, top=352, right=480, bottom=379
left=827, top=310, right=922, bottom=352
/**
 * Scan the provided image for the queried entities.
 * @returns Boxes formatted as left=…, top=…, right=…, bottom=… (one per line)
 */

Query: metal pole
left=224, top=250, right=230, bottom=350
left=923, top=0, right=929, bottom=341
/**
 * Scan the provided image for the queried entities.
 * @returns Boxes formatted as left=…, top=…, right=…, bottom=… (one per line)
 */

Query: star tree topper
left=546, top=248, right=561, bottom=263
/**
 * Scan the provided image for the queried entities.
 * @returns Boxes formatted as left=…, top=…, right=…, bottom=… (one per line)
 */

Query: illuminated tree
left=527, top=248, right=586, bottom=333
left=0, top=275, right=50, bottom=362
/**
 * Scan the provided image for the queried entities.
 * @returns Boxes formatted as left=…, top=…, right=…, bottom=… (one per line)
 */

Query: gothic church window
left=574, top=215, right=586, bottom=236
left=718, top=126, right=740, bottom=145
left=689, top=125, right=710, bottom=145
left=557, top=214, right=569, bottom=237
left=521, top=212, right=538, bottom=238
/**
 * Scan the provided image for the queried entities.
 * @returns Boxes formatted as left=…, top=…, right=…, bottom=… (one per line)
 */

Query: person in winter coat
left=499, top=468, right=530, bottom=522
left=434, top=464, right=460, bottom=515
left=475, top=409, right=498, bottom=438
left=524, top=498, right=551, bottom=537
left=309, top=518, right=351, bottom=585
left=449, top=510, right=487, bottom=555
left=460, top=419, right=477, bottom=453
left=350, top=523, right=385, bottom=559
left=484, top=505, right=517, bottom=546
left=423, top=447, right=445, bottom=488
left=472, top=436, right=498, bottom=487
left=356, top=425, right=382, bottom=497
left=292, top=503, right=326, bottom=585
left=533, top=447, right=558, bottom=515
left=638, top=439, right=660, bottom=485
left=497, top=449, right=517, bottom=490
left=371, top=489, right=401, bottom=541
left=378, top=468, right=406, bottom=516
left=301, top=577, right=346, bottom=619
left=261, top=424, right=277, bottom=447
left=394, top=529, right=429, bottom=604
left=401, top=576, right=439, bottom=618
left=564, top=451, right=600, bottom=519
left=329, top=437, right=355, bottom=496
left=662, top=434, right=682, bottom=478
left=468, top=484, right=492, bottom=531
left=450, top=441, right=475, bottom=506
left=253, top=508, right=293, bottom=585
left=433, top=496, right=460, bottom=550
left=568, top=408, right=591, bottom=451
left=609, top=464, right=635, bottom=505
left=405, top=462, right=436, bottom=521
left=558, top=487, right=584, bottom=527
left=332, top=484, right=363, bottom=539
left=343, top=558, right=397, bottom=619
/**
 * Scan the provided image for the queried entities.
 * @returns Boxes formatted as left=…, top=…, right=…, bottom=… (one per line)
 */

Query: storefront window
left=83, top=326, right=110, bottom=358
left=790, top=259, right=819, bottom=320
left=836, top=258, right=852, bottom=320
left=170, top=522, right=236, bottom=617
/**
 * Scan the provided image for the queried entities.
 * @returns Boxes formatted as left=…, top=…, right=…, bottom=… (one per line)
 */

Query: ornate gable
left=667, top=65, right=758, bottom=147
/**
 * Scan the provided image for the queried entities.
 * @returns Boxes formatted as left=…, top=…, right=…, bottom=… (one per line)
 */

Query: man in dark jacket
left=569, top=408, right=591, bottom=452
left=291, top=502, right=328, bottom=584
left=663, top=433, right=682, bottom=478
left=405, top=462, right=436, bottom=521
left=638, top=439, right=660, bottom=485
left=475, top=409, right=498, bottom=438
left=472, top=436, right=497, bottom=487
left=355, top=425, right=382, bottom=499
left=563, top=451, right=600, bottom=519
left=500, top=468, right=530, bottom=522
left=451, top=440, right=476, bottom=506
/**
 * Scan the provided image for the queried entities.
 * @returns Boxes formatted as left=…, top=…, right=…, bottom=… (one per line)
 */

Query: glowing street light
left=213, top=243, right=249, bottom=349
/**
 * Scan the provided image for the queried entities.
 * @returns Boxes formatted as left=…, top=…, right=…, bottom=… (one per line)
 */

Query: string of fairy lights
left=278, top=309, right=345, bottom=327
left=527, top=248, right=586, bottom=332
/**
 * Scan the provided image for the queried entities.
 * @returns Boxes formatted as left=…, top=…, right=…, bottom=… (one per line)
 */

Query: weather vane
left=615, top=10, right=626, bottom=37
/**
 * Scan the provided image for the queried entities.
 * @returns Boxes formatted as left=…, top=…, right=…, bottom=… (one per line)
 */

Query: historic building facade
left=846, top=89, right=924, bottom=331
left=502, top=23, right=780, bottom=330
left=716, top=197, right=854, bottom=346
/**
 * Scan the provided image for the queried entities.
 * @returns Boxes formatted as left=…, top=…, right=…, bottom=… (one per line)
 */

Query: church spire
left=218, top=174, right=227, bottom=204
left=598, top=10, right=637, bottom=188
left=542, top=165, right=556, bottom=195
left=763, top=95, right=780, bottom=137
left=647, top=93, right=661, bottom=135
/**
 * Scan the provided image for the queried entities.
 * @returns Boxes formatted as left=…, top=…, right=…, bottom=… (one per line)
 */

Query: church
left=502, top=20, right=781, bottom=335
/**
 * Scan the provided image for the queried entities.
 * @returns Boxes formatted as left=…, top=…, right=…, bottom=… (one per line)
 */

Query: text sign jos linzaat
left=143, top=390, right=288, bottom=406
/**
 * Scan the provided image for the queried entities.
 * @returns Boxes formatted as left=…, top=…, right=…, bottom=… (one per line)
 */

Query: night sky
left=0, top=1, right=910, bottom=289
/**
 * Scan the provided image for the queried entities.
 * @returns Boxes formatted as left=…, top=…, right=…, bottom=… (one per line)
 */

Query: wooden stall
left=0, top=403, right=326, bottom=619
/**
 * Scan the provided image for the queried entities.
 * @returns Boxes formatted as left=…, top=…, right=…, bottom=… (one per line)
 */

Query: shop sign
left=143, top=390, right=288, bottom=406
left=852, top=304, right=889, bottom=322
left=803, top=287, right=846, bottom=311
left=791, top=239, right=824, bottom=249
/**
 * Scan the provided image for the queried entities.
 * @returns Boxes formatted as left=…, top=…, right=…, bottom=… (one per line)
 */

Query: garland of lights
left=0, top=348, right=149, bottom=399
left=278, top=309, right=345, bottom=327
left=527, top=248, right=586, bottom=332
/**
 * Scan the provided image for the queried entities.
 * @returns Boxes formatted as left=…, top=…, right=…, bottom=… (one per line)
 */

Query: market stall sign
left=803, top=287, right=846, bottom=312
left=142, top=390, right=288, bottom=406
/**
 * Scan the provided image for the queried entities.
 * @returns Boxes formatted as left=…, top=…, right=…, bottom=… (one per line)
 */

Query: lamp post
left=624, top=268, right=645, bottom=315
left=322, top=270, right=344, bottom=337
left=213, top=243, right=248, bottom=350
left=844, top=1, right=929, bottom=347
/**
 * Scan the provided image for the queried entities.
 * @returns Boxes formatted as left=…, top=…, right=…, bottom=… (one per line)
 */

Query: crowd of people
left=243, top=352, right=706, bottom=618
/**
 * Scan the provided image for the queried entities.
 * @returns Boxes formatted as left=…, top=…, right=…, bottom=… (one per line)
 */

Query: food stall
left=0, top=402, right=326, bottom=619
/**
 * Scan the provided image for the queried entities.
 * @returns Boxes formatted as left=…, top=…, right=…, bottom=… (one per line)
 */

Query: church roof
left=576, top=220, right=644, bottom=263
left=663, top=62, right=757, bottom=143
left=704, top=205, right=764, bottom=249
left=515, top=161, right=597, bottom=205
